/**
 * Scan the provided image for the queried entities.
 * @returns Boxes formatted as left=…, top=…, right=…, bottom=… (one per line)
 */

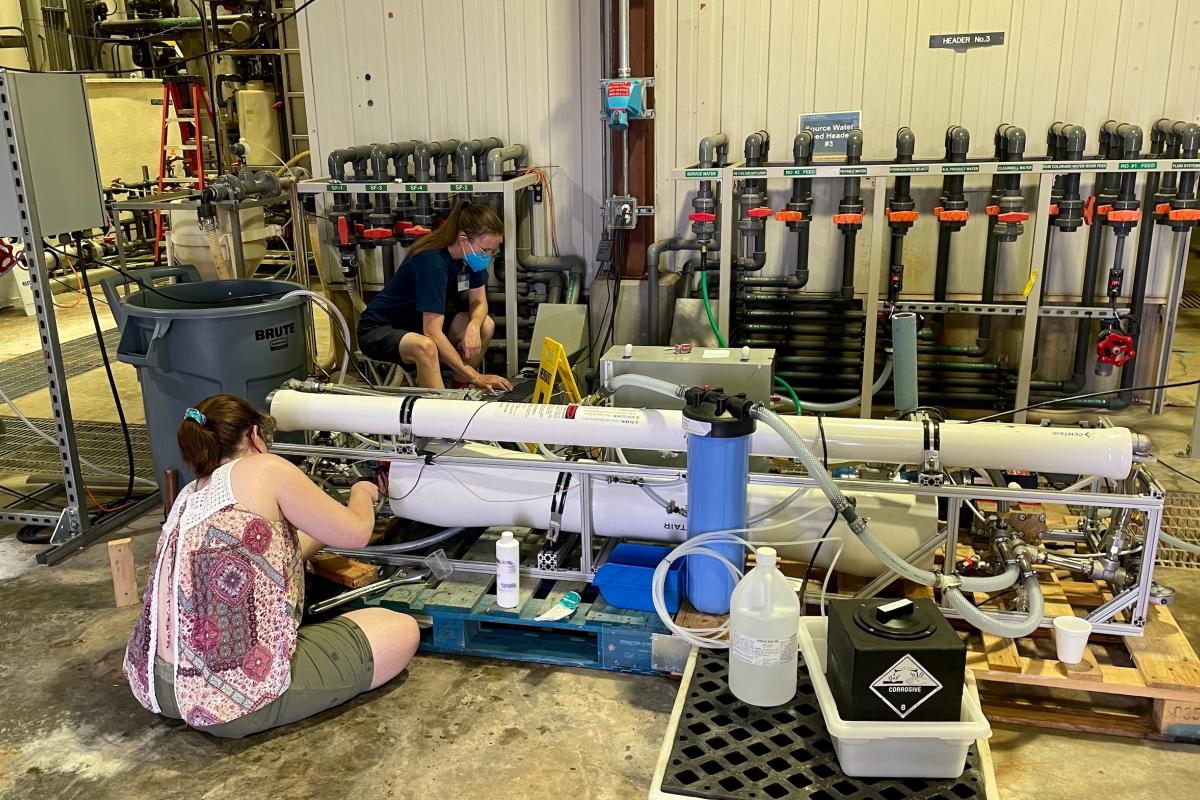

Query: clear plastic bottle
left=496, top=530, right=520, bottom=608
left=729, top=547, right=801, bottom=706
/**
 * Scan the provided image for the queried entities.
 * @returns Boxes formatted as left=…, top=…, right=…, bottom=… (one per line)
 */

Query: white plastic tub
left=797, top=616, right=991, bottom=779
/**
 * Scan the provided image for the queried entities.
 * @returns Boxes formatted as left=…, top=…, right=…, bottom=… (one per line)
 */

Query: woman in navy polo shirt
left=358, top=199, right=513, bottom=393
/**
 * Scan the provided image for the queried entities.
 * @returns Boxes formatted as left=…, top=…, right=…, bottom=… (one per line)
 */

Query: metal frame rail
left=273, top=439, right=1164, bottom=637
left=670, top=157, right=1200, bottom=423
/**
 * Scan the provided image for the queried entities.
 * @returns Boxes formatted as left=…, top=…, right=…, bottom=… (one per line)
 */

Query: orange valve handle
left=832, top=212, right=864, bottom=225
left=1156, top=202, right=1171, bottom=215
left=985, top=205, right=999, bottom=216
left=1168, top=208, right=1200, bottom=221
left=747, top=207, right=774, bottom=219
left=885, top=209, right=919, bottom=223
left=362, top=228, right=393, bottom=240
left=688, top=212, right=717, bottom=223
left=1048, top=203, right=1060, bottom=217
left=774, top=210, right=804, bottom=222
left=997, top=211, right=1029, bottom=223
left=933, top=206, right=969, bottom=222
left=1102, top=208, right=1140, bottom=223
left=1083, top=196, right=1098, bottom=226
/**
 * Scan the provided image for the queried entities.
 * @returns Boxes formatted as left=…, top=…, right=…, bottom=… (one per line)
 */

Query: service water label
left=684, top=169, right=719, bottom=178
left=870, top=654, right=943, bottom=719
left=731, top=631, right=797, bottom=667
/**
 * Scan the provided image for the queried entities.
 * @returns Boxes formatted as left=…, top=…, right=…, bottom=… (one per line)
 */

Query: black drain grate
left=0, top=417, right=152, bottom=478
left=1160, top=491, right=1200, bottom=570
left=0, top=328, right=121, bottom=398
left=1181, top=292, right=1200, bottom=310
left=659, top=651, right=985, bottom=800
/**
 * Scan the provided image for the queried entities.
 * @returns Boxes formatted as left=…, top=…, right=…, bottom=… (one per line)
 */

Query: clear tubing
left=1162, top=530, right=1200, bottom=555
left=945, top=577, right=1044, bottom=638
left=0, top=386, right=156, bottom=487
left=281, top=290, right=351, bottom=385
left=326, top=526, right=467, bottom=557
left=752, top=405, right=1019, bottom=595
left=792, top=361, right=894, bottom=413
left=606, top=373, right=686, bottom=399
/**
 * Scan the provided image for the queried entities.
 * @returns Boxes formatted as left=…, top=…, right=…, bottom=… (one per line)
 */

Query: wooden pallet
left=966, top=574, right=1200, bottom=741
left=360, top=528, right=671, bottom=674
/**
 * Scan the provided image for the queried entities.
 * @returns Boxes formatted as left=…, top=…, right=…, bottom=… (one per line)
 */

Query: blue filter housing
left=682, top=390, right=757, bottom=614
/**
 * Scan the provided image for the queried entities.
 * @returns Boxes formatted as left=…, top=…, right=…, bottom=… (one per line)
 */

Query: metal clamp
left=919, top=418, right=943, bottom=485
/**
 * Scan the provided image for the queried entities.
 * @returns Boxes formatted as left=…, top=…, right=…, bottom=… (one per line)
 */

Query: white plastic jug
left=729, top=547, right=801, bottom=706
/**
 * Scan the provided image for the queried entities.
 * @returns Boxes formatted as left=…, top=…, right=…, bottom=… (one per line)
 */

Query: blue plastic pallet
left=359, top=528, right=671, bottom=674
left=366, top=580, right=669, bottom=674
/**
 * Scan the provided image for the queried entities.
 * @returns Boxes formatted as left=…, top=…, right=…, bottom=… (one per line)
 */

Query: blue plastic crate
left=593, top=543, right=683, bottom=614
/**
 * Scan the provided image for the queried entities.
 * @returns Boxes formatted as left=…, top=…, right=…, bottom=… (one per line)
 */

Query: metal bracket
left=651, top=633, right=692, bottom=673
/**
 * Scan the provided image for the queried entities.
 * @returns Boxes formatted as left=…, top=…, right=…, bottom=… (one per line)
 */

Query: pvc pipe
left=617, top=0, right=631, bottom=78
left=486, top=143, right=528, bottom=180
left=269, top=389, right=1137, bottom=478
left=891, top=313, right=919, bottom=414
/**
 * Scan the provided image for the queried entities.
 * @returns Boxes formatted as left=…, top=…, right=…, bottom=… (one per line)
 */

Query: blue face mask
left=463, top=239, right=493, bottom=272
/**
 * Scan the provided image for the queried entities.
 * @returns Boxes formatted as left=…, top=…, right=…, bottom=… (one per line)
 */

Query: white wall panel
left=654, top=0, right=1200, bottom=307
left=297, top=0, right=601, bottom=266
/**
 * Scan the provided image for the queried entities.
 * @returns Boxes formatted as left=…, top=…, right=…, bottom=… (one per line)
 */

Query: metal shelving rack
left=669, top=157, right=1198, bottom=423
left=294, top=172, right=541, bottom=376
left=0, top=70, right=160, bottom=565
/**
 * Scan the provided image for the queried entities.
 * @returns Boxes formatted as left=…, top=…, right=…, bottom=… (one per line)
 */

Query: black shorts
left=358, top=317, right=456, bottom=363
left=357, top=323, right=410, bottom=363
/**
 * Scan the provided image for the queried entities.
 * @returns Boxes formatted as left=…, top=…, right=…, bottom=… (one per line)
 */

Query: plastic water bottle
left=496, top=530, right=520, bottom=608
left=729, top=547, right=800, bottom=706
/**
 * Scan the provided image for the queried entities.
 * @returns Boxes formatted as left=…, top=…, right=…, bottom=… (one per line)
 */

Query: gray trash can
left=104, top=266, right=309, bottom=489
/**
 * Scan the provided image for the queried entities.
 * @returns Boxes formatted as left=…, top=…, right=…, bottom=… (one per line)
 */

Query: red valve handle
left=1097, top=330, right=1136, bottom=367
left=336, top=216, right=351, bottom=246
left=0, top=240, right=15, bottom=274
left=362, top=228, right=393, bottom=240
left=408, top=225, right=432, bottom=237
left=747, top=207, right=773, bottom=219
left=394, top=221, right=414, bottom=233
left=997, top=211, right=1029, bottom=223
left=688, top=212, right=717, bottom=223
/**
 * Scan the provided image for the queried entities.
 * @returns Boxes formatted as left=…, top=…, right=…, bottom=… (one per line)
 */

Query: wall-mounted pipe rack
left=295, top=172, right=541, bottom=375
left=669, top=156, right=1200, bottom=422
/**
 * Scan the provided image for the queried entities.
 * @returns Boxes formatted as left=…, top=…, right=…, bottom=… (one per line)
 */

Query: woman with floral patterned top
left=124, top=394, right=418, bottom=738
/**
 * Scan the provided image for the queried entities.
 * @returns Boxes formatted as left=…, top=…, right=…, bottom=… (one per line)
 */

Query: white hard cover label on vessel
left=869, top=654, right=942, bottom=718
left=731, top=631, right=797, bottom=667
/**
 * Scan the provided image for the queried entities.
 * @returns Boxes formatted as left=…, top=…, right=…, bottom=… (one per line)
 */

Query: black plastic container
left=826, top=597, right=966, bottom=722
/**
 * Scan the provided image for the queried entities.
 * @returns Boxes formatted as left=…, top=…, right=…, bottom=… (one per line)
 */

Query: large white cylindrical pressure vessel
left=270, top=390, right=1136, bottom=478
left=237, top=80, right=283, bottom=168
left=385, top=443, right=937, bottom=577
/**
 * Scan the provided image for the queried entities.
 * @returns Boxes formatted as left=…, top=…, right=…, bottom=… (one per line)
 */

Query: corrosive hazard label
left=869, top=654, right=942, bottom=718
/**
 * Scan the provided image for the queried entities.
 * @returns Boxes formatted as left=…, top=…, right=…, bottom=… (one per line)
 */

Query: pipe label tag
left=1046, top=161, right=1107, bottom=171
left=784, top=167, right=816, bottom=176
left=365, top=184, right=388, bottom=192
left=870, top=654, right=943, bottom=719
left=451, top=183, right=473, bottom=192
left=325, top=183, right=348, bottom=192
left=1119, top=161, right=1158, bottom=170
left=1171, top=161, right=1200, bottom=170
left=684, top=169, right=719, bottom=178
left=997, top=164, right=1033, bottom=172
left=889, top=165, right=929, bottom=174
left=732, top=168, right=767, bottom=177
left=839, top=167, right=868, bottom=176
left=941, top=165, right=979, bottom=173
left=404, top=183, right=429, bottom=192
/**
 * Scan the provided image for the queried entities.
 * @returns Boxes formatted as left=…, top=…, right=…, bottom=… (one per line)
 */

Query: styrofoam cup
left=1053, top=616, right=1093, bottom=664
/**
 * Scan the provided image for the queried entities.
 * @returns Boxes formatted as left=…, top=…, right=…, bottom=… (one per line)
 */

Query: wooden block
left=107, top=538, right=138, bottom=608
left=1154, top=697, right=1200, bottom=736
left=1126, top=605, right=1200, bottom=691
left=981, top=632, right=1023, bottom=673
left=308, top=553, right=380, bottom=588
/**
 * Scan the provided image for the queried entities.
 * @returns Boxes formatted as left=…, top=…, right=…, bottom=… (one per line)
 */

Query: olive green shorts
left=154, top=616, right=375, bottom=739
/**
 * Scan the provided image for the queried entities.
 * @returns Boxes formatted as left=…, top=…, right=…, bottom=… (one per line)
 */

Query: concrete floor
left=1, top=282, right=1200, bottom=799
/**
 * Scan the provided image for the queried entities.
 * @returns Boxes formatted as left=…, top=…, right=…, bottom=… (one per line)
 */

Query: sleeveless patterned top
left=123, top=459, right=304, bottom=727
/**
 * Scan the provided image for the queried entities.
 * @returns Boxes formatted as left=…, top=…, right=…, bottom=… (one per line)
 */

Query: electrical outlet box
left=599, top=344, right=775, bottom=410
left=605, top=195, right=638, bottom=230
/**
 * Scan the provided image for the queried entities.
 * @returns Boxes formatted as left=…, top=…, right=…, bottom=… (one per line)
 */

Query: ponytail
left=176, top=394, right=274, bottom=479
left=407, top=199, right=503, bottom=259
